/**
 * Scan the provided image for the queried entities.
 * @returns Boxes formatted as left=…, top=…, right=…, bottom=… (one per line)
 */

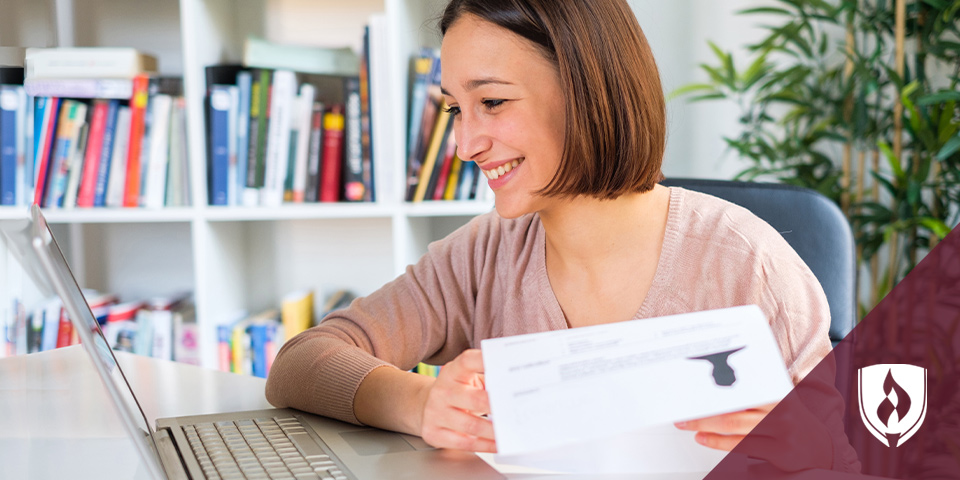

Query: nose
left=453, top=113, right=492, bottom=162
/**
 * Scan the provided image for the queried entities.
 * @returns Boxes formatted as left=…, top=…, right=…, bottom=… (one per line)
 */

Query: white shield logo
left=858, top=364, right=927, bottom=447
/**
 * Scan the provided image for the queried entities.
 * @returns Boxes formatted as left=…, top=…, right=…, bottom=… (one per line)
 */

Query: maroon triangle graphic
left=704, top=226, right=960, bottom=479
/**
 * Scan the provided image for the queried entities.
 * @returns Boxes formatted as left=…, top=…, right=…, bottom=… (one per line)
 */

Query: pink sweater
left=266, top=187, right=833, bottom=424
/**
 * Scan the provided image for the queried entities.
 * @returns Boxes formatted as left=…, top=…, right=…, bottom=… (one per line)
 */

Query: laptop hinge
left=154, top=427, right=192, bottom=480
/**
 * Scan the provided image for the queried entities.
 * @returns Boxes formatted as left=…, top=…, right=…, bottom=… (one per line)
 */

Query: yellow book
left=443, top=155, right=462, bottom=200
left=281, top=289, right=314, bottom=341
left=412, top=100, right=452, bottom=202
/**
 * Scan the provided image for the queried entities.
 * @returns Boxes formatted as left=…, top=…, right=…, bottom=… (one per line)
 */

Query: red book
left=75, top=100, right=109, bottom=208
left=319, top=106, right=345, bottom=203
left=33, top=97, right=61, bottom=206
left=123, top=74, right=150, bottom=207
left=432, top=133, right=458, bottom=200
left=55, top=309, right=73, bottom=348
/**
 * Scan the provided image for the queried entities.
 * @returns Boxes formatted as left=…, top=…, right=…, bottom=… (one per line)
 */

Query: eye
left=443, top=105, right=461, bottom=117
left=483, top=99, right=506, bottom=110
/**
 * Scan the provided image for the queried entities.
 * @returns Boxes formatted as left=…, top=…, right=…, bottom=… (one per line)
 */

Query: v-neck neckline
left=534, top=187, right=683, bottom=330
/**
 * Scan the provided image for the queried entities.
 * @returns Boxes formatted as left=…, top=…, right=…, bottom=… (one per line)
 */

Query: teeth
left=485, top=158, right=523, bottom=180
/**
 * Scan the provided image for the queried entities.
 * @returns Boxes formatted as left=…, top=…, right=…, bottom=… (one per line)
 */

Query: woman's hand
left=674, top=402, right=777, bottom=451
left=419, top=349, right=497, bottom=452
left=675, top=401, right=834, bottom=472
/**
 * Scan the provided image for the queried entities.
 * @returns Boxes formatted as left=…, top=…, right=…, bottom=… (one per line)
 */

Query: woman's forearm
left=353, top=365, right=435, bottom=436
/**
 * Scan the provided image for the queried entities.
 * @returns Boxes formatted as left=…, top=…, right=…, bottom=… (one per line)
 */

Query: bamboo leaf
left=937, top=134, right=960, bottom=161
left=919, top=217, right=952, bottom=239
left=737, top=7, right=794, bottom=15
left=667, top=83, right=718, bottom=101
left=917, top=90, right=960, bottom=105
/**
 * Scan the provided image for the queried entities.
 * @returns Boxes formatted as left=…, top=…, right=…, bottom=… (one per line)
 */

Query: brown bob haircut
left=440, top=0, right=666, bottom=199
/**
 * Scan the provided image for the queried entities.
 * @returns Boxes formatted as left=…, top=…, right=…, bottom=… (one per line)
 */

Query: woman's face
left=440, top=14, right=567, bottom=219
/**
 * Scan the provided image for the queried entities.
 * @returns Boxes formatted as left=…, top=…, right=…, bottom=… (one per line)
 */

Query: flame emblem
left=858, top=364, right=927, bottom=447
left=877, top=369, right=911, bottom=428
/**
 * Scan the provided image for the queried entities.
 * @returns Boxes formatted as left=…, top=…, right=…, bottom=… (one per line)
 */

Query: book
left=32, top=97, right=60, bottom=206
left=304, top=103, right=325, bottom=202
left=262, top=70, right=296, bottom=207
left=247, top=69, right=271, bottom=206
left=46, top=100, right=87, bottom=208
left=0, top=85, right=21, bottom=205
left=24, top=77, right=136, bottom=99
left=123, top=74, right=151, bottom=207
left=25, top=47, right=158, bottom=79
left=207, top=85, right=233, bottom=206
left=40, top=299, right=61, bottom=352
left=165, top=99, right=189, bottom=207
left=319, top=106, right=345, bottom=202
left=105, top=106, right=132, bottom=207
left=290, top=83, right=315, bottom=203
left=342, top=77, right=364, bottom=202
left=243, top=36, right=359, bottom=76
left=412, top=100, right=452, bottom=202
left=62, top=121, right=90, bottom=209
left=280, top=289, right=313, bottom=342
left=142, top=94, right=173, bottom=208
left=432, top=129, right=458, bottom=201
left=405, top=50, right=436, bottom=201
left=92, top=100, right=120, bottom=207
left=407, top=52, right=442, bottom=201
left=317, top=289, right=356, bottom=322
left=235, top=71, right=252, bottom=206
left=443, top=156, right=463, bottom=201
left=172, top=301, right=199, bottom=366
left=76, top=99, right=110, bottom=208
left=358, top=27, right=374, bottom=202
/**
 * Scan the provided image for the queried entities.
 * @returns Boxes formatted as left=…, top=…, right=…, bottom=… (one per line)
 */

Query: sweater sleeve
left=758, top=250, right=862, bottom=473
left=264, top=214, right=490, bottom=425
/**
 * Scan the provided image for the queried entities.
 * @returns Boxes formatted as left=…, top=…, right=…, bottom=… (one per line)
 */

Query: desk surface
left=0, top=347, right=871, bottom=480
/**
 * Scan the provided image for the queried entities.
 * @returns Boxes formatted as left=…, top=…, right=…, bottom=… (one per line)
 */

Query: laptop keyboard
left=183, top=416, right=352, bottom=480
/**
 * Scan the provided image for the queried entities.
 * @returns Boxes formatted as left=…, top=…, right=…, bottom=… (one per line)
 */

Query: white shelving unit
left=0, top=0, right=493, bottom=369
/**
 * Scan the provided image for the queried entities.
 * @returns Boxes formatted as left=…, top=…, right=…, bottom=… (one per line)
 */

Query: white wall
left=629, top=0, right=776, bottom=180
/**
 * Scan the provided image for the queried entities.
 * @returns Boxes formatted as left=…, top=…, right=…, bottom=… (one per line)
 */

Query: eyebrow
left=440, top=77, right=515, bottom=96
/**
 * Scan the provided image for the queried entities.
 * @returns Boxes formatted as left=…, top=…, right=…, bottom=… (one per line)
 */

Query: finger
left=423, top=425, right=497, bottom=453
left=446, top=349, right=485, bottom=383
left=438, top=382, right=491, bottom=414
left=674, top=410, right=767, bottom=435
left=436, top=407, right=496, bottom=441
left=695, top=432, right=744, bottom=452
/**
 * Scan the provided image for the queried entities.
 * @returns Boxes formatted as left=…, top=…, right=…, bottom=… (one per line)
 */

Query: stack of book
left=216, top=288, right=356, bottom=378
left=0, top=290, right=199, bottom=365
left=205, top=32, right=378, bottom=207
left=404, top=48, right=493, bottom=203
left=1, top=47, right=191, bottom=210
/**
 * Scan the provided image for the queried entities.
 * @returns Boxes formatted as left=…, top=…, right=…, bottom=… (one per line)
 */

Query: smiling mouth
left=483, top=158, right=524, bottom=180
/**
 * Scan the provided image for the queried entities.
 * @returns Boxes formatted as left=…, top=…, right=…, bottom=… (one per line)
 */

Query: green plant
left=673, top=0, right=960, bottom=314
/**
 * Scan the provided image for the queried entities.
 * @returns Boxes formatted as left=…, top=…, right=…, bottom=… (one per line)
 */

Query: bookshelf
left=0, top=0, right=492, bottom=369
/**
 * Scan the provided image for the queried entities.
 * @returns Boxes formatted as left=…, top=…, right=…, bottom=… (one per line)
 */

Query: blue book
left=208, top=85, right=231, bottom=206
left=93, top=100, right=120, bottom=207
left=248, top=323, right=269, bottom=378
left=236, top=71, right=251, bottom=204
left=23, top=91, right=34, bottom=205
left=0, top=86, right=19, bottom=206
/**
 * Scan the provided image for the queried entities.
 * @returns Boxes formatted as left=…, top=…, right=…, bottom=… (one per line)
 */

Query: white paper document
left=480, top=305, right=794, bottom=474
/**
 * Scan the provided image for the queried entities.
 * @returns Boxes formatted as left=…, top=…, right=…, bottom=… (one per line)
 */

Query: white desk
left=0, top=347, right=870, bottom=480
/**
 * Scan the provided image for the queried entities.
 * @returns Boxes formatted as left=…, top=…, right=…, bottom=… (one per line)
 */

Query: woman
left=267, top=0, right=852, bottom=471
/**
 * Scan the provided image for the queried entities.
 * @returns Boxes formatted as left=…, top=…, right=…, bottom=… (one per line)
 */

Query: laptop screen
left=0, top=206, right=166, bottom=479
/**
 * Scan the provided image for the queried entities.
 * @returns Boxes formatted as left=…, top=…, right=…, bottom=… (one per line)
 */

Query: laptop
left=0, top=205, right=504, bottom=480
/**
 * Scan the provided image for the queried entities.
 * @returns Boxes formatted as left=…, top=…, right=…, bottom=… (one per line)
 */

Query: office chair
left=660, top=178, right=856, bottom=345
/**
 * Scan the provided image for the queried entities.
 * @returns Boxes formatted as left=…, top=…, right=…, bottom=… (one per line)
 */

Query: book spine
left=24, top=78, right=134, bottom=99
left=263, top=70, right=296, bottom=207
left=236, top=71, right=251, bottom=205
left=291, top=84, right=315, bottom=203
left=26, top=48, right=157, bottom=78
left=412, top=100, right=451, bottom=202
left=143, top=94, right=173, bottom=208
left=358, top=26, right=374, bottom=202
left=253, top=70, right=271, bottom=199
left=243, top=71, right=262, bottom=206
left=304, top=104, right=324, bottom=203
left=217, top=324, right=232, bottom=372
left=319, top=106, right=345, bottom=202
left=249, top=324, right=268, bottom=378
left=93, top=100, right=120, bottom=207
left=342, top=77, right=364, bottom=202
left=32, top=97, right=58, bottom=206
left=226, top=87, right=239, bottom=206
left=151, top=310, right=172, bottom=360
left=432, top=128, right=457, bottom=201
left=123, top=74, right=150, bottom=207
left=62, top=120, right=89, bottom=209
left=41, top=301, right=60, bottom=352
left=0, top=86, right=19, bottom=206
left=55, top=308, right=73, bottom=348
left=20, top=90, right=33, bottom=207
left=207, top=86, right=231, bottom=206
left=76, top=99, right=109, bottom=207
left=443, top=156, right=462, bottom=201
left=105, top=106, right=131, bottom=207
left=47, top=101, right=86, bottom=208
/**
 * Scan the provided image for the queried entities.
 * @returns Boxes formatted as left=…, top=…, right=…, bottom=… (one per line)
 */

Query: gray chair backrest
left=661, top=178, right=856, bottom=345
